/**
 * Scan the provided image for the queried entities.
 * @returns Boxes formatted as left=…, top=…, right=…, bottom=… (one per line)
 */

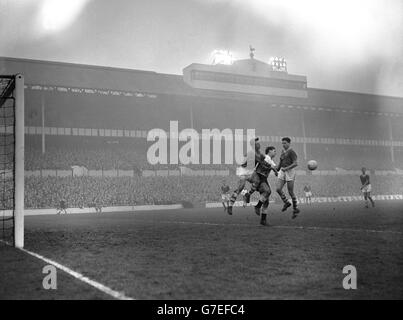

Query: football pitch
left=1, top=201, right=402, bottom=300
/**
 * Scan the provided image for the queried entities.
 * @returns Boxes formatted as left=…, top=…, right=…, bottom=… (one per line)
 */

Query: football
left=307, top=160, right=318, bottom=171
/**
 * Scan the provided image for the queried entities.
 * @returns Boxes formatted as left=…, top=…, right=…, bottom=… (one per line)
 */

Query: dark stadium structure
left=1, top=57, right=403, bottom=209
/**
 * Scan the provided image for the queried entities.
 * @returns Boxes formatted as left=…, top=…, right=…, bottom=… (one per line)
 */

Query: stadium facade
left=1, top=56, right=403, bottom=171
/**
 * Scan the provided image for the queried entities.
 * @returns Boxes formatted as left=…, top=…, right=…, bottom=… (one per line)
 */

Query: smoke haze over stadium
left=0, top=0, right=402, bottom=97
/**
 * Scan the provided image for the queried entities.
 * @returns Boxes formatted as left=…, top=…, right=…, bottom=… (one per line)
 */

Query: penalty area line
left=0, top=239, right=134, bottom=300
left=157, top=220, right=403, bottom=235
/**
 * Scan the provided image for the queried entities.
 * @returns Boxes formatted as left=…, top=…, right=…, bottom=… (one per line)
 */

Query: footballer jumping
left=276, top=137, right=300, bottom=219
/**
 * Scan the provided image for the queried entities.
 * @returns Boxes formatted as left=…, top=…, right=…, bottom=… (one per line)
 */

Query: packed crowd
left=24, top=144, right=237, bottom=172
left=24, top=143, right=400, bottom=172
left=24, top=175, right=230, bottom=208
left=294, top=175, right=403, bottom=198
left=25, top=145, right=148, bottom=170
left=22, top=174, right=403, bottom=209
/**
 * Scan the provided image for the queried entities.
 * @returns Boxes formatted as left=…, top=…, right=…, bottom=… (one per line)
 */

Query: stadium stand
left=22, top=174, right=403, bottom=209
left=1, top=57, right=402, bottom=209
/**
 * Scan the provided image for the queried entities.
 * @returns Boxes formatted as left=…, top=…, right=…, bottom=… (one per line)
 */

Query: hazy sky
left=1, top=0, right=402, bottom=97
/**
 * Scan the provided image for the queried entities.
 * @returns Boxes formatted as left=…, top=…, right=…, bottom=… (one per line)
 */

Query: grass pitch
left=1, top=201, right=402, bottom=299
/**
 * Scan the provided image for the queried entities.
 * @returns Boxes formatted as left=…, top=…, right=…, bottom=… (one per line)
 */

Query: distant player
left=360, top=167, right=375, bottom=208
left=304, top=185, right=312, bottom=205
left=276, top=137, right=300, bottom=219
left=92, top=198, right=102, bottom=213
left=221, top=180, right=230, bottom=211
left=57, top=198, right=68, bottom=215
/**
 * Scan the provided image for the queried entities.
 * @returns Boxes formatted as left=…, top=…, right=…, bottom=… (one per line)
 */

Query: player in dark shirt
left=89, top=197, right=103, bottom=213
left=276, top=137, right=300, bottom=218
left=252, top=146, right=278, bottom=226
left=227, top=137, right=262, bottom=215
left=360, top=167, right=375, bottom=208
left=221, top=181, right=231, bottom=211
left=57, top=198, right=67, bottom=215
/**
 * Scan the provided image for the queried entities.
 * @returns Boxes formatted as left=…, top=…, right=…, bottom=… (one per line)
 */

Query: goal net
left=0, top=74, right=24, bottom=248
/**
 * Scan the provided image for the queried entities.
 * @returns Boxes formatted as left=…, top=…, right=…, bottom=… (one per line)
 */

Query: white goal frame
left=1, top=74, right=25, bottom=248
left=14, top=74, right=24, bottom=248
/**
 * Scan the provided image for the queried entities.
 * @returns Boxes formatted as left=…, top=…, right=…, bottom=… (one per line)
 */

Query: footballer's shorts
left=305, top=191, right=312, bottom=197
left=236, top=166, right=254, bottom=178
left=232, top=167, right=255, bottom=195
left=278, top=168, right=296, bottom=182
left=221, top=193, right=230, bottom=201
left=362, top=184, right=372, bottom=193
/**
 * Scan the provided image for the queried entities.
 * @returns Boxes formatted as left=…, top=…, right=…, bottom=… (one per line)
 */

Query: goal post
left=14, top=74, right=24, bottom=248
left=0, top=74, right=24, bottom=248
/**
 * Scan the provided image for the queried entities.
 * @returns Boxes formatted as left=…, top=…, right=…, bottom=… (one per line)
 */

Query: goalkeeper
left=244, top=146, right=278, bottom=225
left=227, top=137, right=262, bottom=215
